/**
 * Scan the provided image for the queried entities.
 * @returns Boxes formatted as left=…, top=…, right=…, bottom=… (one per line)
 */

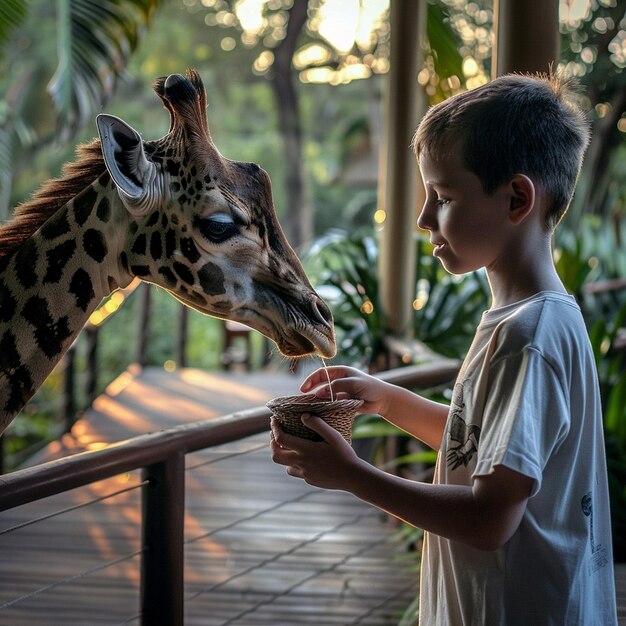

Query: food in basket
left=267, top=393, right=363, bottom=443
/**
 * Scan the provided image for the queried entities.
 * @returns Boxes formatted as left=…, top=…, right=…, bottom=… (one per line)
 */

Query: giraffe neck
left=0, top=175, right=132, bottom=432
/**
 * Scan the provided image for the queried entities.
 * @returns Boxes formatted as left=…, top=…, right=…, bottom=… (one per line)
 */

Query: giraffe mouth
left=237, top=308, right=336, bottom=359
left=283, top=325, right=336, bottom=359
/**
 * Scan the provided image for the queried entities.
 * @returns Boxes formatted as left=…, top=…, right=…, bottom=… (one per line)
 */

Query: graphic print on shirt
left=581, top=490, right=610, bottom=575
left=446, top=381, right=481, bottom=470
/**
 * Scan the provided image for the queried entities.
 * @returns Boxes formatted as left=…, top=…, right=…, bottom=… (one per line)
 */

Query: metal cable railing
left=0, top=480, right=148, bottom=537
left=0, top=549, right=144, bottom=612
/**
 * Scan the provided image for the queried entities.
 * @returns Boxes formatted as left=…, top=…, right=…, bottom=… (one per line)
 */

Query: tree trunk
left=268, top=0, right=310, bottom=249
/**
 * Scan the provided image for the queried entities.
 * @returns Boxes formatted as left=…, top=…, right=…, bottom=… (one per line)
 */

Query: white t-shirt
left=419, top=292, right=617, bottom=626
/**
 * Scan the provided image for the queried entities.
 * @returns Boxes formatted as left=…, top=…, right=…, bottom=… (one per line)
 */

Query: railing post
left=61, top=343, right=77, bottom=431
left=140, top=452, right=185, bottom=626
left=136, top=283, right=152, bottom=367
left=176, top=304, right=188, bottom=369
left=85, top=325, right=99, bottom=406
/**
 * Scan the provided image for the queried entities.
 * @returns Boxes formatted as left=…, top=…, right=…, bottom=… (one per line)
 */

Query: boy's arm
left=347, top=458, right=533, bottom=551
left=301, top=366, right=449, bottom=450
left=377, top=384, right=449, bottom=451
left=271, top=415, right=533, bottom=552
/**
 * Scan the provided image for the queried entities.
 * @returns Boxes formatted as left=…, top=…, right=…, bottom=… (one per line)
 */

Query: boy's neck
left=487, top=231, right=566, bottom=309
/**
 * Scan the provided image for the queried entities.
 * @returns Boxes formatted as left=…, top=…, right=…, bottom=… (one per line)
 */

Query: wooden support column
left=377, top=0, right=427, bottom=338
left=492, top=0, right=560, bottom=76
left=141, top=453, right=185, bottom=625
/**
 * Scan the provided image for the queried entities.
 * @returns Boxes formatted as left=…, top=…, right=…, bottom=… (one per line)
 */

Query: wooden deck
left=0, top=366, right=417, bottom=625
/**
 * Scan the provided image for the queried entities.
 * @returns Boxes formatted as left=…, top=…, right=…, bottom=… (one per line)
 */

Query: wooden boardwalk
left=0, top=367, right=417, bottom=625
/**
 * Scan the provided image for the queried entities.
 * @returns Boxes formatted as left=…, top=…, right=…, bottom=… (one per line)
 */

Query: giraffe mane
left=0, top=139, right=107, bottom=259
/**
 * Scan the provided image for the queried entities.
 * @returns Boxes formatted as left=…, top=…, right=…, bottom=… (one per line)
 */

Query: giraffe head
left=96, top=69, right=335, bottom=359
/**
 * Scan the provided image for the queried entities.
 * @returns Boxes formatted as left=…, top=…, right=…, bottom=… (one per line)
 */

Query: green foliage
left=426, top=1, right=464, bottom=85
left=90, top=286, right=225, bottom=379
left=588, top=305, right=626, bottom=447
left=412, top=238, right=490, bottom=359
left=49, top=0, right=161, bottom=137
left=559, top=1, right=626, bottom=223
left=557, top=215, right=626, bottom=299
left=0, top=0, right=162, bottom=219
left=304, top=228, right=384, bottom=368
left=303, top=227, right=490, bottom=369
left=586, top=296, right=626, bottom=561
left=605, top=435, right=626, bottom=560
left=0, top=1, right=27, bottom=61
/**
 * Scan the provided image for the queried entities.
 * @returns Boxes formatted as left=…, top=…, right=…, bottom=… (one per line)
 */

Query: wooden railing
left=0, top=361, right=460, bottom=626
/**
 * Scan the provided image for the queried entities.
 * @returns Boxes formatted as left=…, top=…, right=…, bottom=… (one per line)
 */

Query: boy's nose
left=417, top=202, right=433, bottom=232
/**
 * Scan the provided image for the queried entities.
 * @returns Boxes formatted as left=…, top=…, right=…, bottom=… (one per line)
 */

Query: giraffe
left=0, top=69, right=336, bottom=436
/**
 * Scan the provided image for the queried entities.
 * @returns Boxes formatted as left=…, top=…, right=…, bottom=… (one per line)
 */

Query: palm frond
left=48, top=0, right=161, bottom=139
left=0, top=0, right=27, bottom=61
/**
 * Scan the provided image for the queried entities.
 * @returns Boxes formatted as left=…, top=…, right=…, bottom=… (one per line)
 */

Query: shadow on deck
left=0, top=367, right=417, bottom=625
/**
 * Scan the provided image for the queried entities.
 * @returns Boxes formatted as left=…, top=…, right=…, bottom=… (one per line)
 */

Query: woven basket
left=267, top=393, right=363, bottom=443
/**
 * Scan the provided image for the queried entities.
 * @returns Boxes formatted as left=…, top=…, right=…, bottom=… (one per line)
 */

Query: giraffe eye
left=197, top=213, right=238, bottom=244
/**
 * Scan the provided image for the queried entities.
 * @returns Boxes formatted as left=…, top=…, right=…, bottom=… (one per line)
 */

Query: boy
left=270, top=73, right=618, bottom=625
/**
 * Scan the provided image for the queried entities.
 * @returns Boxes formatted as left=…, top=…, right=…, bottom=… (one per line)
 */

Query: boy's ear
left=508, top=174, right=535, bottom=225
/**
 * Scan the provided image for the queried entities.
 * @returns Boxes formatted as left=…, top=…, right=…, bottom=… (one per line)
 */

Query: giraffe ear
left=96, top=114, right=156, bottom=209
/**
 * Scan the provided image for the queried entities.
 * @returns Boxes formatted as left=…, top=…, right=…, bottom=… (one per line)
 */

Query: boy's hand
left=270, top=414, right=363, bottom=491
left=300, top=365, right=392, bottom=417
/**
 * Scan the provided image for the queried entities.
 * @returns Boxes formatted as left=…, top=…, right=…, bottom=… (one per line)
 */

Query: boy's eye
left=436, top=198, right=451, bottom=207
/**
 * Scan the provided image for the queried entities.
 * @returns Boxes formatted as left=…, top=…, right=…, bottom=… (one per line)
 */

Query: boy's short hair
left=412, top=73, right=591, bottom=229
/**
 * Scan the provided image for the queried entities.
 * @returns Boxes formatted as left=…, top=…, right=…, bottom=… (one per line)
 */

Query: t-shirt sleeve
left=472, top=347, right=570, bottom=497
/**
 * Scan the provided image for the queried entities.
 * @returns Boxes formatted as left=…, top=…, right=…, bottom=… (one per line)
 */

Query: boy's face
left=417, top=150, right=514, bottom=276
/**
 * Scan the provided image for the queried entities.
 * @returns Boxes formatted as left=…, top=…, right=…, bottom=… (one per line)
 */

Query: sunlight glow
left=317, top=0, right=389, bottom=54
left=559, top=0, right=592, bottom=26
left=235, top=0, right=266, bottom=34
left=105, top=368, right=138, bottom=398
left=294, top=43, right=332, bottom=69
left=300, top=67, right=336, bottom=83
left=462, top=56, right=479, bottom=78
left=318, top=0, right=361, bottom=53
left=355, top=0, right=390, bottom=49
left=340, top=63, right=371, bottom=82
left=180, top=369, right=272, bottom=403
left=88, top=278, right=140, bottom=327
left=360, top=300, right=374, bottom=315
left=221, top=36, right=237, bottom=51
left=253, top=50, right=274, bottom=73
left=374, top=209, right=386, bottom=224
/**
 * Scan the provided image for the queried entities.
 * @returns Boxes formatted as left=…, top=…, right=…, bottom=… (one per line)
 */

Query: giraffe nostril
left=312, top=296, right=334, bottom=329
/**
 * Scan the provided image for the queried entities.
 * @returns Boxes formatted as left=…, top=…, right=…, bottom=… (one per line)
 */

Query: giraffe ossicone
left=0, top=68, right=336, bottom=435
